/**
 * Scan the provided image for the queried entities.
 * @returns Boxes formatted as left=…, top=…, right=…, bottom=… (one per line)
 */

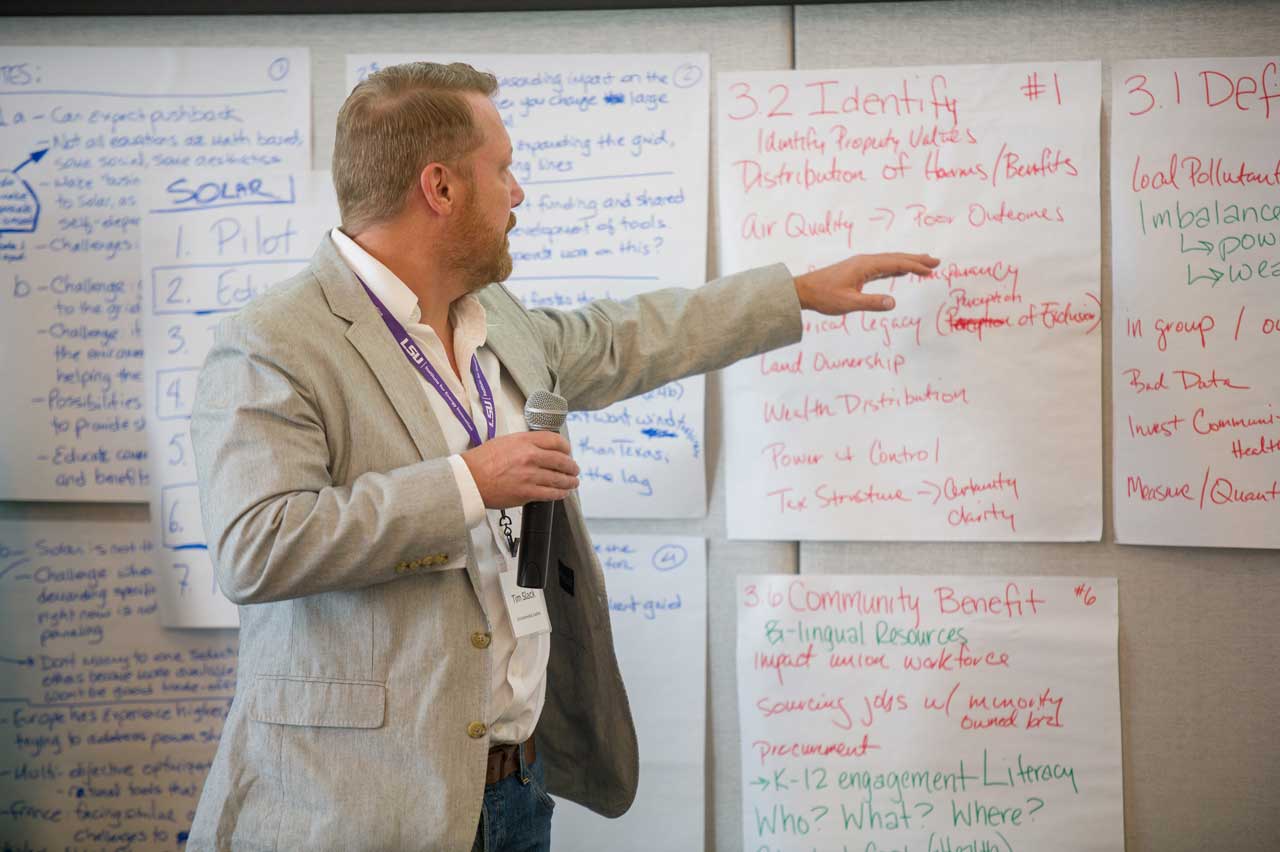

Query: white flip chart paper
left=717, top=62, right=1102, bottom=541
left=1112, top=57, right=1280, bottom=548
left=0, top=47, right=310, bottom=501
left=737, top=573, right=1122, bottom=852
left=0, top=520, right=238, bottom=848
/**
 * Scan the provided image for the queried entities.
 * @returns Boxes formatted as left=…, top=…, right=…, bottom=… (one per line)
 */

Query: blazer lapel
left=311, top=238, right=451, bottom=462
left=478, top=287, right=554, bottom=402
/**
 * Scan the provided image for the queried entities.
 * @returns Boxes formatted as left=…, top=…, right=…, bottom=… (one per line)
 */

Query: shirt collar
left=330, top=227, right=489, bottom=349
left=331, top=227, right=422, bottom=324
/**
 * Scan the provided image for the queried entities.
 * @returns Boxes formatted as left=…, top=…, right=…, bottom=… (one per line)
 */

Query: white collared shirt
left=331, top=227, right=549, bottom=744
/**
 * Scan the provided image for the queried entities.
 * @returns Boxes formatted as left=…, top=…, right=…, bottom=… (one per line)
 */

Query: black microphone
left=516, top=390, right=569, bottom=589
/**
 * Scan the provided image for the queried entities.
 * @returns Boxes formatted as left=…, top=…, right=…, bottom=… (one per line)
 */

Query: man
left=186, top=62, right=937, bottom=851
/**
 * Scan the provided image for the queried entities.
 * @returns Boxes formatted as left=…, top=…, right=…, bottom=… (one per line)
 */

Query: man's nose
left=511, top=179, right=525, bottom=208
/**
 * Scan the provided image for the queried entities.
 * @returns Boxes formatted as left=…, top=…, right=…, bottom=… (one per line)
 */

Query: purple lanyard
left=358, top=277, right=496, bottom=448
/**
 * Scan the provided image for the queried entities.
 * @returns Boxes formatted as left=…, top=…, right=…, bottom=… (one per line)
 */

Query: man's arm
left=525, top=263, right=799, bottom=413
left=526, top=253, right=939, bottom=413
left=190, top=313, right=473, bottom=605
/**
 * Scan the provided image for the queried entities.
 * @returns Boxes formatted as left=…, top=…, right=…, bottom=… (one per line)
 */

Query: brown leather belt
left=485, top=737, right=535, bottom=785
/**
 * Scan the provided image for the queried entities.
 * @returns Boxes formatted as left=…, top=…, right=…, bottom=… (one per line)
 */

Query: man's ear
left=419, top=162, right=456, bottom=215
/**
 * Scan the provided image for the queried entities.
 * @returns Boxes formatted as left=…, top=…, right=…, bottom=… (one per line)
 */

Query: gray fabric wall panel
left=796, top=3, right=1280, bottom=851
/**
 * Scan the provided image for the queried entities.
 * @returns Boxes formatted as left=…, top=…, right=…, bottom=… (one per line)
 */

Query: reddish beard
left=450, top=201, right=515, bottom=291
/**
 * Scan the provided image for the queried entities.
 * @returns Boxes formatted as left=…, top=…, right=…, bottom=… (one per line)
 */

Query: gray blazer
left=186, top=236, right=801, bottom=851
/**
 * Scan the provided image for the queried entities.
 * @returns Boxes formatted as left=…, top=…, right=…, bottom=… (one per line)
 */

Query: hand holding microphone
left=459, top=391, right=575, bottom=587
left=515, top=391, right=569, bottom=588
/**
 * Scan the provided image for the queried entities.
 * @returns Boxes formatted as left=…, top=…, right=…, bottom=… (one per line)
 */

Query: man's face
left=448, top=92, right=524, bottom=290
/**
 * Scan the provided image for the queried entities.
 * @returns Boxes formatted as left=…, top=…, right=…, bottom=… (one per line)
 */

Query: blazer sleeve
left=525, top=262, right=804, bottom=412
left=189, top=312, right=471, bottom=605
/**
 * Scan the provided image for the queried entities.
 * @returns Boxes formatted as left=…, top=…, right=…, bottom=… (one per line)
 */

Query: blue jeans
left=472, top=749, right=555, bottom=852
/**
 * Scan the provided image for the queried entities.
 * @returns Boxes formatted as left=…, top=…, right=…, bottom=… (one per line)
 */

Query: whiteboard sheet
left=141, top=172, right=338, bottom=628
left=1112, top=57, right=1280, bottom=548
left=0, top=47, right=311, bottom=502
left=716, top=62, right=1102, bottom=541
left=0, top=519, right=238, bottom=848
left=347, top=54, right=711, bottom=518
left=736, top=573, right=1122, bottom=851
left=551, top=534, right=706, bottom=851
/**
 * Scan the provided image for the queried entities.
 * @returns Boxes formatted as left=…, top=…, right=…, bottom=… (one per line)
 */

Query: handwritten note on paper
left=0, top=520, right=237, bottom=849
left=736, top=574, right=1121, bottom=852
left=1112, top=57, right=1280, bottom=548
left=551, top=534, right=706, bottom=851
left=348, top=54, right=711, bottom=518
left=0, top=47, right=310, bottom=502
left=142, top=173, right=338, bottom=628
left=716, top=63, right=1102, bottom=541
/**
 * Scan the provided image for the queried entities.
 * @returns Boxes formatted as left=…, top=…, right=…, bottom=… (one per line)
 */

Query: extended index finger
left=884, top=252, right=940, bottom=270
left=864, top=253, right=940, bottom=283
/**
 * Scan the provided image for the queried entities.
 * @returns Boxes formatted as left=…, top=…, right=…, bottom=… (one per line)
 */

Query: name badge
left=499, top=571, right=552, bottom=638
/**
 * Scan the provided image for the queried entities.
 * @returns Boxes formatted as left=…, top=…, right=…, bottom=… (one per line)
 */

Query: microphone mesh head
left=524, top=390, right=568, bottom=431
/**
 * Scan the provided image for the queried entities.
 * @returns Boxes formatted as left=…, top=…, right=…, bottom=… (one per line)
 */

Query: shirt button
left=467, top=721, right=487, bottom=739
left=471, top=631, right=492, bottom=649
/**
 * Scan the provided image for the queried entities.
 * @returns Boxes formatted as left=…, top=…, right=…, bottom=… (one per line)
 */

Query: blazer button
left=467, top=721, right=487, bottom=739
left=471, top=631, right=491, bottom=649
